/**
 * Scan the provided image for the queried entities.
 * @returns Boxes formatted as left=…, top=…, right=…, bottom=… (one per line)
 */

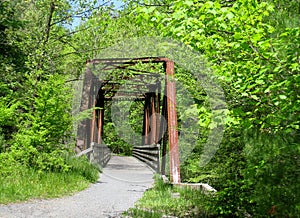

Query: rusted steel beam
left=90, top=99, right=97, bottom=144
left=97, top=107, right=104, bottom=144
left=89, top=75, right=101, bottom=147
left=142, top=99, right=146, bottom=145
left=106, top=97, right=145, bottom=101
left=160, top=93, right=168, bottom=175
left=87, top=57, right=168, bottom=65
left=97, top=109, right=102, bottom=144
left=145, top=95, right=151, bottom=145
left=142, top=108, right=146, bottom=146
left=150, top=93, right=157, bottom=145
left=86, top=79, right=94, bottom=149
left=88, top=75, right=103, bottom=146
left=76, top=69, right=94, bottom=151
left=142, top=94, right=150, bottom=145
left=96, top=89, right=105, bottom=144
left=166, top=60, right=181, bottom=184
left=81, top=58, right=181, bottom=183
left=155, top=82, right=161, bottom=144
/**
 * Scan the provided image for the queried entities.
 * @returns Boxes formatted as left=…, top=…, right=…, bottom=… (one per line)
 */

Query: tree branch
left=44, top=1, right=55, bottom=45
left=55, top=26, right=93, bottom=41
left=51, top=1, right=111, bottom=26
left=66, top=78, right=83, bottom=83
left=55, top=47, right=106, bottom=58
left=131, top=0, right=170, bottom=7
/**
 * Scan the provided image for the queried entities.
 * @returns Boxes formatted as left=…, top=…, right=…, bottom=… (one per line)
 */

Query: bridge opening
left=76, top=57, right=181, bottom=183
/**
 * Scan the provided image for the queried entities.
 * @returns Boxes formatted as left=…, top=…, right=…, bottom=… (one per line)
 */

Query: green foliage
left=130, top=0, right=300, bottom=216
left=0, top=0, right=101, bottom=204
left=5, top=74, right=74, bottom=172
left=133, top=0, right=299, bottom=133
left=242, top=131, right=300, bottom=216
left=16, top=74, right=73, bottom=151
left=267, top=0, right=300, bottom=29
left=0, top=0, right=298, bottom=213
left=180, top=127, right=251, bottom=216
left=103, top=122, right=132, bottom=155
left=0, top=0, right=24, bottom=69
left=0, top=100, right=15, bottom=125
left=126, top=208, right=162, bottom=218
left=66, top=155, right=100, bottom=183
left=0, top=151, right=99, bottom=203
left=0, top=152, right=22, bottom=178
left=128, top=176, right=214, bottom=217
left=0, top=165, right=97, bottom=204
left=0, top=131, right=5, bottom=152
left=180, top=128, right=300, bottom=217
left=0, top=98, right=17, bottom=151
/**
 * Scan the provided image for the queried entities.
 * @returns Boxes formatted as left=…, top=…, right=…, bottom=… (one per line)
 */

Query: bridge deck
left=0, top=155, right=154, bottom=218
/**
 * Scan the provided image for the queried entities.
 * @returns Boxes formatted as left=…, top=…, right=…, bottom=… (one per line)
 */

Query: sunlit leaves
left=130, top=0, right=300, bottom=216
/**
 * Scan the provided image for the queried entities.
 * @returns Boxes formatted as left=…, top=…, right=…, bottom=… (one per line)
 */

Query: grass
left=125, top=175, right=215, bottom=218
left=0, top=156, right=99, bottom=204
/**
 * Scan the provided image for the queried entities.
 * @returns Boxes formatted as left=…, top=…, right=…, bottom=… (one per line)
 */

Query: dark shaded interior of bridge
left=76, top=57, right=181, bottom=183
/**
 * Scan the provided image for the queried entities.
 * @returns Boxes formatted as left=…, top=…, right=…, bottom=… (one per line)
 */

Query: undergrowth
left=0, top=154, right=99, bottom=204
left=126, top=175, right=215, bottom=218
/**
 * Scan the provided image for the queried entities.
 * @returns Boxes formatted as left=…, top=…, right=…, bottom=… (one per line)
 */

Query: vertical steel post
left=166, top=60, right=180, bottom=183
left=146, top=95, right=150, bottom=145
left=77, top=68, right=93, bottom=151
left=160, top=94, right=168, bottom=175
left=89, top=74, right=100, bottom=149
left=155, top=82, right=161, bottom=144
left=90, top=99, right=96, bottom=144
left=97, top=109, right=103, bottom=144
left=87, top=80, right=95, bottom=149
left=142, top=94, right=150, bottom=145
left=150, top=93, right=157, bottom=145
left=97, top=91, right=105, bottom=144
left=142, top=99, right=146, bottom=146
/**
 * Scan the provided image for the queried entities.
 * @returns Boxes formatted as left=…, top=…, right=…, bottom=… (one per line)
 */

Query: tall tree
left=128, top=0, right=300, bottom=216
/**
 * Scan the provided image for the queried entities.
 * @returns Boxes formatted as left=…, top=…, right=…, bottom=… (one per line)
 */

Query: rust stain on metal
left=166, top=60, right=181, bottom=184
left=77, top=57, right=181, bottom=183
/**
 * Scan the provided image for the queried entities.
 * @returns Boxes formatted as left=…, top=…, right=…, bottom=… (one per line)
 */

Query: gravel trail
left=0, top=155, right=154, bottom=218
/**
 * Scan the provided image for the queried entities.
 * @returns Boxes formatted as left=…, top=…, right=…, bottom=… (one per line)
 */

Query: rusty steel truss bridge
left=76, top=57, right=181, bottom=183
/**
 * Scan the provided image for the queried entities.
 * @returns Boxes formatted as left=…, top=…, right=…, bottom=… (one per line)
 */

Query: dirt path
left=0, top=155, right=154, bottom=218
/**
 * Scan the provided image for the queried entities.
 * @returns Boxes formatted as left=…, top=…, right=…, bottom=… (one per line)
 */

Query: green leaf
left=226, top=12, right=235, bottom=20
left=279, top=95, right=287, bottom=100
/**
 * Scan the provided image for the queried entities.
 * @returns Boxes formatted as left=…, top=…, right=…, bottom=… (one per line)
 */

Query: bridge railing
left=91, top=143, right=111, bottom=168
left=76, top=142, right=111, bottom=168
left=132, top=144, right=160, bottom=173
